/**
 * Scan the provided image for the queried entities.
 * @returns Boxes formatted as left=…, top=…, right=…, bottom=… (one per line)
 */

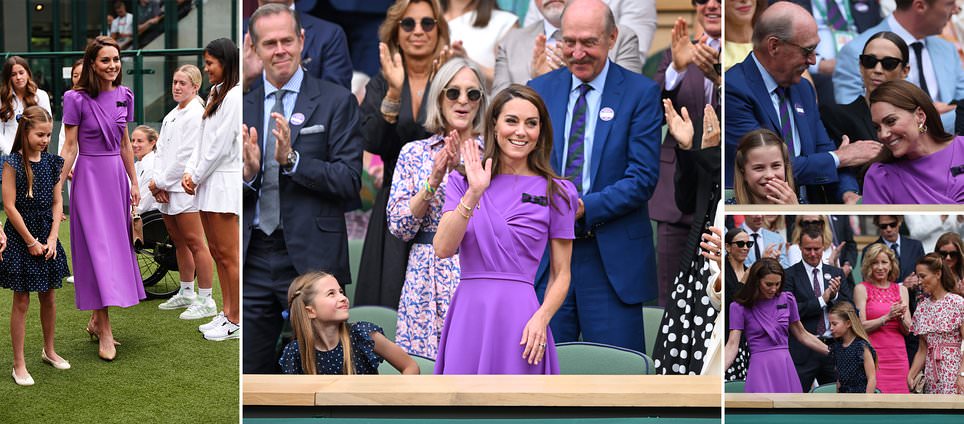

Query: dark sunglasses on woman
left=859, top=54, right=903, bottom=71
left=729, top=240, right=755, bottom=249
left=939, top=249, right=961, bottom=259
left=444, top=87, right=483, bottom=102
left=800, top=219, right=824, bottom=227
left=399, top=17, right=437, bottom=33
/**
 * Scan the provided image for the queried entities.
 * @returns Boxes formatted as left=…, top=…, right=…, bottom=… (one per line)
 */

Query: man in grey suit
left=492, top=0, right=642, bottom=94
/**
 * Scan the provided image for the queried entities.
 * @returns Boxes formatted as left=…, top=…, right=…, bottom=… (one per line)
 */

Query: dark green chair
left=348, top=306, right=398, bottom=342
left=642, top=306, right=665, bottom=356
left=556, top=341, right=653, bottom=374
left=377, top=353, right=435, bottom=375
left=724, top=380, right=746, bottom=393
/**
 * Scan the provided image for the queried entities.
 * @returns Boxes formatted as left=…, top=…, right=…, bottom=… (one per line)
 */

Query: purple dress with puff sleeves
left=434, top=172, right=577, bottom=374
left=62, top=87, right=144, bottom=310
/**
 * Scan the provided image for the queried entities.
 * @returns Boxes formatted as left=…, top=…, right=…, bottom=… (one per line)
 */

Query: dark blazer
left=244, top=11, right=353, bottom=90
left=650, top=48, right=716, bottom=225
left=242, top=74, right=363, bottom=286
left=724, top=53, right=858, bottom=201
left=530, top=61, right=662, bottom=303
left=821, top=96, right=876, bottom=146
left=784, top=262, right=852, bottom=366
left=783, top=0, right=882, bottom=33
left=861, top=236, right=925, bottom=283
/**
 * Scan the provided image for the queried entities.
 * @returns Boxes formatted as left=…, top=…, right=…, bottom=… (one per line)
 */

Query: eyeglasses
left=859, top=54, right=904, bottom=71
left=444, top=87, right=483, bottom=102
left=878, top=222, right=899, bottom=230
left=728, top=240, right=755, bottom=249
left=780, top=38, right=818, bottom=58
left=800, top=219, right=824, bottom=227
left=692, top=0, right=711, bottom=4
left=939, top=249, right=961, bottom=259
left=399, top=17, right=437, bottom=33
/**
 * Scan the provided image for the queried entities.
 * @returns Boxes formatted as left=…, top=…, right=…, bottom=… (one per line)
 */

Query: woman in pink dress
left=61, top=36, right=144, bottom=362
left=909, top=253, right=964, bottom=394
left=853, top=243, right=912, bottom=393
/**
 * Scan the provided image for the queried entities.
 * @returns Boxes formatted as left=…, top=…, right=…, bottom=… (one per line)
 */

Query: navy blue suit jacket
left=242, top=74, right=362, bottom=286
left=724, top=54, right=858, bottom=199
left=529, top=62, right=661, bottom=303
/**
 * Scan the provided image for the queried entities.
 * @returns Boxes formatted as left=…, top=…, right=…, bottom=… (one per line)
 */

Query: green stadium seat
left=724, top=380, right=746, bottom=393
left=643, top=306, right=664, bottom=356
left=378, top=353, right=435, bottom=375
left=556, top=341, right=653, bottom=374
left=348, top=306, right=397, bottom=342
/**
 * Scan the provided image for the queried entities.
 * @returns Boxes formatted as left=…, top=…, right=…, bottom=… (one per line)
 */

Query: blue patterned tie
left=565, top=83, right=592, bottom=193
left=776, top=86, right=795, bottom=156
left=826, top=0, right=847, bottom=31
left=259, top=89, right=288, bottom=235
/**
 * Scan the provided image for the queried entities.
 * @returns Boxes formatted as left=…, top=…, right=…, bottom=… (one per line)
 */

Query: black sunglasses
left=692, top=0, right=711, bottom=4
left=939, top=249, right=961, bottom=259
left=878, top=222, right=899, bottom=230
left=729, top=240, right=755, bottom=249
left=399, top=17, right=437, bottom=33
left=444, top=87, right=482, bottom=102
left=859, top=54, right=904, bottom=71
left=801, top=219, right=824, bottom=227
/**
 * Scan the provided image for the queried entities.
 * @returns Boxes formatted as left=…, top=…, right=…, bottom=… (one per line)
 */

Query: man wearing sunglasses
left=241, top=3, right=363, bottom=373
left=493, top=0, right=643, bottom=95
left=529, top=0, right=661, bottom=353
left=834, top=0, right=964, bottom=131
left=650, top=0, right=721, bottom=306
left=725, top=1, right=882, bottom=204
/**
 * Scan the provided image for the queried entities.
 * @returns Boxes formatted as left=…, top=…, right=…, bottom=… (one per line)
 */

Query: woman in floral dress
left=387, top=58, right=486, bottom=359
left=909, top=253, right=964, bottom=394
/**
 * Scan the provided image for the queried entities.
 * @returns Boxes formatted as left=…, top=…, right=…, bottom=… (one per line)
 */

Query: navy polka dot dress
left=278, top=321, right=385, bottom=374
left=830, top=338, right=877, bottom=393
left=0, top=152, right=70, bottom=293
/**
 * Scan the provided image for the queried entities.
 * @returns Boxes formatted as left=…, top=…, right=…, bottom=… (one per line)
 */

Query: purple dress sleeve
left=729, top=301, right=745, bottom=331
left=62, top=90, right=81, bottom=126
left=785, top=292, right=801, bottom=324
left=123, top=87, right=135, bottom=123
left=442, top=170, right=468, bottom=214
left=861, top=163, right=888, bottom=204
left=549, top=179, right=577, bottom=240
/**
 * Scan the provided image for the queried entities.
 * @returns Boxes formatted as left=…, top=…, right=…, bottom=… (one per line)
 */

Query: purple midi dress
left=729, top=291, right=803, bottom=393
left=862, top=136, right=964, bottom=204
left=62, top=87, right=145, bottom=310
left=434, top=172, right=577, bottom=374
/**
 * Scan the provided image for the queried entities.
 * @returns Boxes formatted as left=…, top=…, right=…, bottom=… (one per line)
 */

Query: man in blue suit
left=725, top=1, right=881, bottom=204
left=834, top=0, right=964, bottom=131
left=529, top=0, right=660, bottom=353
left=244, top=0, right=353, bottom=91
left=242, top=3, right=362, bottom=373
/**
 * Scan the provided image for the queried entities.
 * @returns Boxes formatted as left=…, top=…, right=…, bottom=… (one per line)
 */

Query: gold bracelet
left=456, top=205, right=471, bottom=219
left=458, top=199, right=475, bottom=218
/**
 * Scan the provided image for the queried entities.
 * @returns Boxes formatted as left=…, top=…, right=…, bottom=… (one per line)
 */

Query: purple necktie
left=826, top=0, right=847, bottom=31
left=776, top=86, right=795, bottom=156
left=565, top=83, right=592, bottom=193
left=813, top=267, right=826, bottom=335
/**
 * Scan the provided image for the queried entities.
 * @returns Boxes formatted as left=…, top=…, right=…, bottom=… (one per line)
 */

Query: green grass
left=0, top=215, right=239, bottom=423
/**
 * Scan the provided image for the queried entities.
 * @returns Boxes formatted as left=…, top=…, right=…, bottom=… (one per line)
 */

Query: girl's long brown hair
left=0, top=56, right=40, bottom=122
left=11, top=106, right=52, bottom=199
left=76, top=36, right=124, bottom=98
left=287, top=272, right=354, bottom=375
left=481, top=84, right=571, bottom=212
left=828, top=302, right=877, bottom=367
left=733, top=129, right=795, bottom=204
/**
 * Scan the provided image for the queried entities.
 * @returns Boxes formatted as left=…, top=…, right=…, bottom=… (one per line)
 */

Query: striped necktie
left=775, top=86, right=795, bottom=156
left=565, top=83, right=592, bottom=193
left=826, top=0, right=847, bottom=31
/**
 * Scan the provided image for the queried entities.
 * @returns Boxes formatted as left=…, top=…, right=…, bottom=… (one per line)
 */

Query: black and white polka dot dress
left=278, top=321, right=385, bottom=374
left=653, top=237, right=717, bottom=374
left=0, top=152, right=70, bottom=293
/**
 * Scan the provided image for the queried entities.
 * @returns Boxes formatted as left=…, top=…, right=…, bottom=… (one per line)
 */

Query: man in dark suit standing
left=241, top=3, right=362, bottom=373
left=785, top=227, right=852, bottom=391
left=724, top=1, right=881, bottom=203
left=529, top=0, right=661, bottom=353
left=650, top=0, right=721, bottom=306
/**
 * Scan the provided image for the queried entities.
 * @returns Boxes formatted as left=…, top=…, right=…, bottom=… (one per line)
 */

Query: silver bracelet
left=26, top=240, right=38, bottom=248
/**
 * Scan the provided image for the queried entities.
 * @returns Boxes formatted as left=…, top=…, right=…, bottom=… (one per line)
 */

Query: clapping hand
left=822, top=276, right=841, bottom=302
left=670, top=18, right=695, bottom=72
left=663, top=98, right=694, bottom=150
left=462, top=136, right=492, bottom=197
left=428, top=130, right=460, bottom=189
left=702, top=105, right=720, bottom=148
left=692, top=34, right=721, bottom=86
left=270, top=112, right=292, bottom=166
left=379, top=42, right=405, bottom=96
left=242, top=124, right=261, bottom=182
left=763, top=242, right=785, bottom=260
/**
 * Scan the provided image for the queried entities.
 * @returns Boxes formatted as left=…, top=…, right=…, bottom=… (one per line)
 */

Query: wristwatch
left=283, top=150, right=299, bottom=172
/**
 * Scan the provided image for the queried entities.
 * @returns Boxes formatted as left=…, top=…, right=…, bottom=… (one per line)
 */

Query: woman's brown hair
left=869, top=80, right=954, bottom=164
left=287, top=272, right=355, bottom=375
left=76, top=36, right=124, bottom=98
left=379, top=0, right=451, bottom=58
left=734, top=257, right=785, bottom=308
left=0, top=56, right=41, bottom=122
left=733, top=129, right=795, bottom=204
left=916, top=252, right=960, bottom=295
left=934, top=232, right=964, bottom=282
left=10, top=106, right=53, bottom=199
left=481, top=84, right=570, bottom=212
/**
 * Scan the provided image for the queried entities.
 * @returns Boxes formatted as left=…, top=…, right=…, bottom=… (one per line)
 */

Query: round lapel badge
left=599, top=107, right=614, bottom=122
left=290, top=112, right=306, bottom=126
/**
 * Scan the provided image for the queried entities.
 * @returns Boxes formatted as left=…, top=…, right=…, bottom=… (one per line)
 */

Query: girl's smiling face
left=305, top=275, right=350, bottom=323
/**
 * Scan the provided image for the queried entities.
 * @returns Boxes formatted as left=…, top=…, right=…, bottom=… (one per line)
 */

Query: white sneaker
left=158, top=292, right=197, bottom=310
left=203, top=320, right=240, bottom=341
left=198, top=312, right=226, bottom=333
left=179, top=297, right=217, bottom=320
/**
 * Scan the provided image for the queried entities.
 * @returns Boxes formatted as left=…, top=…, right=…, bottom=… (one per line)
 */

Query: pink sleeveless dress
left=861, top=281, right=909, bottom=393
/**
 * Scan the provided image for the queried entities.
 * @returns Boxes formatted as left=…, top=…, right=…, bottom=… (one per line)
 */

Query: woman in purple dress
left=433, top=84, right=577, bottom=374
left=724, top=258, right=829, bottom=392
left=865, top=80, right=964, bottom=204
left=60, top=36, right=144, bottom=361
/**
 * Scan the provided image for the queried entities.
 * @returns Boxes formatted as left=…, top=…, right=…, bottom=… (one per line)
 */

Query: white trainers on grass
left=203, top=320, right=240, bottom=341
left=179, top=297, right=217, bottom=320
left=158, top=293, right=197, bottom=310
left=198, top=312, right=226, bottom=333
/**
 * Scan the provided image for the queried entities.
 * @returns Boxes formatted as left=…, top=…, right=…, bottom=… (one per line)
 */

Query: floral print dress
left=912, top=292, right=964, bottom=394
left=386, top=134, right=482, bottom=359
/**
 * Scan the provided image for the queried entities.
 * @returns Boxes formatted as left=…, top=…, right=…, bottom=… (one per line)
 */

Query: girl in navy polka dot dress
left=828, top=302, right=878, bottom=393
left=3, top=106, right=71, bottom=386
left=279, top=272, right=419, bottom=375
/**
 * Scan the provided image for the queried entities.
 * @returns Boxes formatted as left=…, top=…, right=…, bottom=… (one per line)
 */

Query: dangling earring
left=918, top=121, right=927, bottom=134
